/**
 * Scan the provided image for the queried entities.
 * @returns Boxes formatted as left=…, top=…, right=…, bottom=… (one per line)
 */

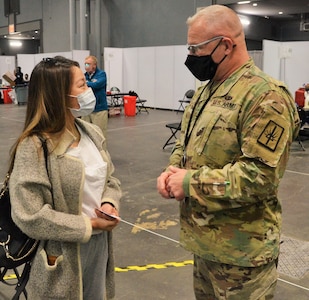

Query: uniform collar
left=209, top=58, right=254, bottom=97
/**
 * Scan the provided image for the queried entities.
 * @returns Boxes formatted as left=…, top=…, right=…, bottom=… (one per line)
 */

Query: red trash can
left=123, top=95, right=136, bottom=116
left=3, top=88, right=13, bottom=104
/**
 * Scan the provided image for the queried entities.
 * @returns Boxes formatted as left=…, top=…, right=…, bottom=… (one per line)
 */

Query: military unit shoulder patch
left=257, top=120, right=284, bottom=151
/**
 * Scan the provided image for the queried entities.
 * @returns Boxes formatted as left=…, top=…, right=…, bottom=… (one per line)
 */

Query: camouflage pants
left=193, top=255, right=277, bottom=300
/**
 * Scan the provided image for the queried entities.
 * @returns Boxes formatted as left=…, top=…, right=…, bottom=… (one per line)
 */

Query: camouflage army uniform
left=169, top=58, right=300, bottom=299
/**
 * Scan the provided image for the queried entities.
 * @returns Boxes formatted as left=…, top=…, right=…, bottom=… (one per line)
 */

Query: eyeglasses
left=42, top=57, right=55, bottom=63
left=187, top=36, right=224, bottom=54
left=42, top=57, right=59, bottom=66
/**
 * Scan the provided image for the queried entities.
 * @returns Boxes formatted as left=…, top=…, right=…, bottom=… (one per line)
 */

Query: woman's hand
left=91, top=203, right=120, bottom=231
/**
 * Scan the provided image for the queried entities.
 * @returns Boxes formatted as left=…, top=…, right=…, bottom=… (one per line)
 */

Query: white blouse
left=66, top=126, right=107, bottom=218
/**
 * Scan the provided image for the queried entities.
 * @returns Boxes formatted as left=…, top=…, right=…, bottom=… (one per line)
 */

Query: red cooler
left=123, top=95, right=136, bottom=116
left=295, top=88, right=305, bottom=107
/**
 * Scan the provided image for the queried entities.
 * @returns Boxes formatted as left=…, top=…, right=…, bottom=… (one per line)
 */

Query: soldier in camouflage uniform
left=157, top=5, right=300, bottom=300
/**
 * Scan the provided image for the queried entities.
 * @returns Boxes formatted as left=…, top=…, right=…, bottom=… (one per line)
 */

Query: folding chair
left=109, top=87, right=122, bottom=107
left=177, top=89, right=195, bottom=113
left=297, top=105, right=309, bottom=151
left=163, top=122, right=181, bottom=149
left=136, top=97, right=149, bottom=114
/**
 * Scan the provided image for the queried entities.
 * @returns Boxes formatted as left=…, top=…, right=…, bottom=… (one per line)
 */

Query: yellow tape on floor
left=115, top=260, right=193, bottom=272
left=2, top=260, right=194, bottom=280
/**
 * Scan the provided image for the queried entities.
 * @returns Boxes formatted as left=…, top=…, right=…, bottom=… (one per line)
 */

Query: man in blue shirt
left=82, top=55, right=108, bottom=138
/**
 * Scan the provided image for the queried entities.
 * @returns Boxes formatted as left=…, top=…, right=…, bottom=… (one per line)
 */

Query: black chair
left=163, top=122, right=181, bottom=149
left=297, top=106, right=309, bottom=150
left=136, top=97, right=149, bottom=114
left=177, top=89, right=195, bottom=113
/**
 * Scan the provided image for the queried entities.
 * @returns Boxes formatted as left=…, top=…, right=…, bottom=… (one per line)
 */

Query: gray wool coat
left=10, top=119, right=121, bottom=300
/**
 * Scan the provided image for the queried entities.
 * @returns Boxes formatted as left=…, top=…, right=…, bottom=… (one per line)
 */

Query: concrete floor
left=0, top=104, right=308, bottom=299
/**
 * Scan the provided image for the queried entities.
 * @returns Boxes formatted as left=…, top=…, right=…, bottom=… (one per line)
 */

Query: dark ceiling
left=2, top=1, right=309, bottom=41
left=217, top=0, right=309, bottom=20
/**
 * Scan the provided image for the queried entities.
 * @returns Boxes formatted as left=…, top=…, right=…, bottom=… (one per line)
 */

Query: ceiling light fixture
left=238, top=15, right=250, bottom=25
left=253, top=3, right=257, bottom=7
left=278, top=12, right=283, bottom=15
left=237, top=1, right=251, bottom=4
left=9, top=40, right=22, bottom=47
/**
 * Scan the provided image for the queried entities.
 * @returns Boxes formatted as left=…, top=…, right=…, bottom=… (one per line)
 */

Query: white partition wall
left=17, top=50, right=90, bottom=79
left=263, top=39, right=309, bottom=95
left=174, top=45, right=195, bottom=108
left=104, top=48, right=124, bottom=92
left=105, top=40, right=309, bottom=110
left=0, top=56, right=15, bottom=85
left=154, top=46, right=175, bottom=109
left=123, top=48, right=138, bottom=93
left=137, top=47, right=156, bottom=108
left=263, top=40, right=281, bottom=83
left=105, top=45, right=195, bottom=110
left=13, top=41, right=309, bottom=109
left=281, top=41, right=309, bottom=94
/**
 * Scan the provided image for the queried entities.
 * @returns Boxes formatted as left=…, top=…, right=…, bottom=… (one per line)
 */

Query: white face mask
left=68, top=88, right=96, bottom=118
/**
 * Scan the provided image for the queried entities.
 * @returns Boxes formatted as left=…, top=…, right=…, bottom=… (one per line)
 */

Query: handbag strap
left=12, top=261, right=32, bottom=300
left=38, top=136, right=54, bottom=208
left=39, top=137, right=49, bottom=177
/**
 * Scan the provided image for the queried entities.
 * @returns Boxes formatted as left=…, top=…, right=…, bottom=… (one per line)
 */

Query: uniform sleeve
left=183, top=89, right=300, bottom=212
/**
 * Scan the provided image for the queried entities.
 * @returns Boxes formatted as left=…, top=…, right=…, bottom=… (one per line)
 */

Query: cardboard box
left=2, top=71, right=16, bottom=87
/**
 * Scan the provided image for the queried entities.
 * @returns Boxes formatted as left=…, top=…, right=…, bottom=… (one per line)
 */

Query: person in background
left=9, top=56, right=121, bottom=300
left=14, top=66, right=24, bottom=85
left=157, top=5, right=300, bottom=300
left=83, top=55, right=108, bottom=139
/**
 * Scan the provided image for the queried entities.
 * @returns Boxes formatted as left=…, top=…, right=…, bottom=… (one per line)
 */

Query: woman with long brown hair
left=9, top=56, right=121, bottom=299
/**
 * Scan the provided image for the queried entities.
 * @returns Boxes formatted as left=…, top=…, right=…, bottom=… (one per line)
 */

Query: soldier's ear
left=222, top=37, right=235, bottom=54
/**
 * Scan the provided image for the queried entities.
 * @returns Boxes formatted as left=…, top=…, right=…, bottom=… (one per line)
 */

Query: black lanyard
left=183, top=81, right=222, bottom=150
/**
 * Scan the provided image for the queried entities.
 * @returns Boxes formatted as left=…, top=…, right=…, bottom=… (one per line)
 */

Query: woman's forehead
left=72, top=66, right=84, bottom=81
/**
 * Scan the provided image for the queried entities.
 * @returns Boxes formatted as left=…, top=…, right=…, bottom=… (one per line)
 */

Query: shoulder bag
left=0, top=137, right=50, bottom=299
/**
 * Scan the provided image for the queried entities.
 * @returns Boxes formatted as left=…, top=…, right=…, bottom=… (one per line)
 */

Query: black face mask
left=185, top=40, right=226, bottom=81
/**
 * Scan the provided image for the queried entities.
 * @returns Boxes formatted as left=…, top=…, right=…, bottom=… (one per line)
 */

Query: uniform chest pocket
left=194, top=111, right=240, bottom=168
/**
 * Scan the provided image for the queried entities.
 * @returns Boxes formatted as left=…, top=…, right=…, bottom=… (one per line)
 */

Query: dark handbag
left=0, top=137, right=49, bottom=299
left=0, top=174, right=39, bottom=269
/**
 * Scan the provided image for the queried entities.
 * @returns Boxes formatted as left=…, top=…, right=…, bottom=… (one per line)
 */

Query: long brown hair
left=9, top=56, right=79, bottom=170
